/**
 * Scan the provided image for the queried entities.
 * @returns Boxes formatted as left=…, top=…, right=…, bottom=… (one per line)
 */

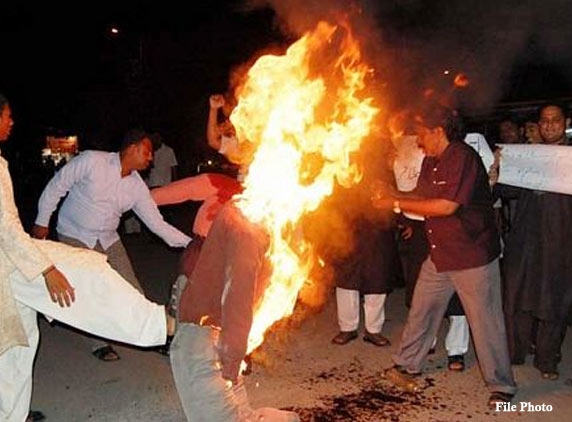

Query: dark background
left=2, top=0, right=571, bottom=227
left=1, top=1, right=284, bottom=172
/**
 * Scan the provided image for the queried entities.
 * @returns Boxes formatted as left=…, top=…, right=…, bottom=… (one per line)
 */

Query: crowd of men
left=1, top=88, right=572, bottom=421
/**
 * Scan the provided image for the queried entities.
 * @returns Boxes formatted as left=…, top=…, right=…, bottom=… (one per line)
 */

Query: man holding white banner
left=494, top=103, right=572, bottom=381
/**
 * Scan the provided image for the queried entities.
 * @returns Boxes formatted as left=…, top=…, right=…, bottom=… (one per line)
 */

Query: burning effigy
left=231, top=20, right=380, bottom=355
left=170, top=20, right=380, bottom=422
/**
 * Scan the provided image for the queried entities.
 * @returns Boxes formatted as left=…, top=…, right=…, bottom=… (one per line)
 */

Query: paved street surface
left=31, top=231, right=572, bottom=421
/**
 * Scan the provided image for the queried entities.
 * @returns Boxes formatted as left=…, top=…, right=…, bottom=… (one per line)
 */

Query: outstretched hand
left=370, top=179, right=397, bottom=210
left=44, top=267, right=75, bottom=307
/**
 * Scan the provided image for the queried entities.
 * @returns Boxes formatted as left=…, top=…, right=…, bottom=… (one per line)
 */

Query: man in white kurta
left=0, top=94, right=166, bottom=422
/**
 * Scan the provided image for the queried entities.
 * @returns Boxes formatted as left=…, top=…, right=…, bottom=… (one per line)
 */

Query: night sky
left=2, top=0, right=571, bottom=164
left=2, top=1, right=283, bottom=161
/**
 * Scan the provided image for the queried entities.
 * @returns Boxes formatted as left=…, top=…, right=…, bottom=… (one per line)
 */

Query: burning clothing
left=177, top=202, right=269, bottom=381
left=171, top=202, right=299, bottom=421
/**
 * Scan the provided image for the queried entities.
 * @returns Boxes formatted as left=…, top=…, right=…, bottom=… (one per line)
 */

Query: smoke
left=226, top=0, right=572, bottom=318
left=241, top=0, right=572, bottom=110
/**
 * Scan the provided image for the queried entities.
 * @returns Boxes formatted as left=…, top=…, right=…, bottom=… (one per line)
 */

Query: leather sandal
left=541, top=371, right=559, bottom=380
left=331, top=330, right=358, bottom=345
left=447, top=354, right=465, bottom=371
left=363, top=331, right=391, bottom=347
left=382, top=366, right=422, bottom=393
left=92, top=345, right=120, bottom=362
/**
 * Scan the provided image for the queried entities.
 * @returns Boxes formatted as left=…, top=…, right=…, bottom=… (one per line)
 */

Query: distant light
left=110, top=27, right=119, bottom=35
left=443, top=70, right=450, bottom=75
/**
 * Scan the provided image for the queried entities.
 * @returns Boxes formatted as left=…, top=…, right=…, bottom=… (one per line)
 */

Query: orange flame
left=454, top=73, right=469, bottom=88
left=230, top=21, right=379, bottom=354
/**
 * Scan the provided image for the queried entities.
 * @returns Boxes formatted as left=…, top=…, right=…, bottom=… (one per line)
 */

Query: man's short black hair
left=415, top=102, right=466, bottom=143
left=537, top=102, right=568, bottom=121
left=120, top=128, right=149, bottom=151
left=497, top=113, right=521, bottom=126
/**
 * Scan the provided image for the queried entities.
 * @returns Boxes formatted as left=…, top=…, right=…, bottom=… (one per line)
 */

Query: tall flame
left=230, top=21, right=379, bottom=354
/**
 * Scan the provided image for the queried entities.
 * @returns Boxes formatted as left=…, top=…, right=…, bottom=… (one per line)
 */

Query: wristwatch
left=393, top=200, right=402, bottom=214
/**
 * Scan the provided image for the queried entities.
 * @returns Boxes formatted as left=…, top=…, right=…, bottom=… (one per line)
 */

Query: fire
left=230, top=21, right=379, bottom=354
left=454, top=73, right=469, bottom=88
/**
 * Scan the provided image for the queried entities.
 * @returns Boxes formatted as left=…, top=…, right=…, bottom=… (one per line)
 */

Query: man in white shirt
left=32, top=129, right=191, bottom=361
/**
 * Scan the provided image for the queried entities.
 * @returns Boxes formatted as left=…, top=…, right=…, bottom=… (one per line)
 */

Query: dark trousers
left=506, top=310, right=567, bottom=373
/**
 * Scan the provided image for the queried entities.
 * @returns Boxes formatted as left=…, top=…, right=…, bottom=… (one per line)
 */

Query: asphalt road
left=31, top=232, right=572, bottom=422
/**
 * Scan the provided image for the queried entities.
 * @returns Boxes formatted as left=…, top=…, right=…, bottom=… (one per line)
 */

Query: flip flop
left=92, top=345, right=120, bottom=362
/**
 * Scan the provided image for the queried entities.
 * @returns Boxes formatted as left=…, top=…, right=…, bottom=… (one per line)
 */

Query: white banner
left=498, top=143, right=572, bottom=195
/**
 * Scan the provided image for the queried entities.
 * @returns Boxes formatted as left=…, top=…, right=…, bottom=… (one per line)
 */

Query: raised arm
left=207, top=94, right=225, bottom=151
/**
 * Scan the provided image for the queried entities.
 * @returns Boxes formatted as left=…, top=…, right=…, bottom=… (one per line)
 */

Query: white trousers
left=0, top=300, right=38, bottom=422
left=445, top=315, right=470, bottom=356
left=335, top=287, right=386, bottom=333
left=431, top=315, right=470, bottom=356
left=0, top=240, right=166, bottom=422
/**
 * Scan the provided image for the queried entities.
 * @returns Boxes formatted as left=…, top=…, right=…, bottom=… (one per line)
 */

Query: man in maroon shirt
left=372, top=104, right=516, bottom=409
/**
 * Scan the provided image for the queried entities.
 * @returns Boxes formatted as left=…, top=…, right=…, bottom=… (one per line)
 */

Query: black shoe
left=155, top=335, right=174, bottom=356
left=488, top=391, right=514, bottom=410
left=331, top=330, right=358, bottom=345
left=363, top=331, right=391, bottom=347
left=26, top=411, right=46, bottom=422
